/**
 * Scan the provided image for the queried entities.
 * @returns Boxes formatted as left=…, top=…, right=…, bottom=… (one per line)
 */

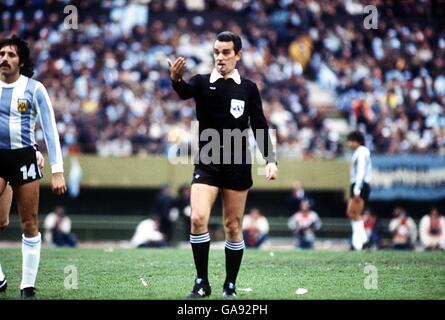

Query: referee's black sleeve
left=171, top=74, right=201, bottom=100
left=249, top=83, right=276, bottom=164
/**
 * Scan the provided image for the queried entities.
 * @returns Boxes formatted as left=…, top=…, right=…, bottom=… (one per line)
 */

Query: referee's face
left=0, top=45, right=20, bottom=79
left=213, top=40, right=241, bottom=77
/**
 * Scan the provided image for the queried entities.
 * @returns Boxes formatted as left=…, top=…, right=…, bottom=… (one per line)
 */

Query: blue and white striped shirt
left=350, top=145, right=372, bottom=195
left=0, top=75, right=63, bottom=173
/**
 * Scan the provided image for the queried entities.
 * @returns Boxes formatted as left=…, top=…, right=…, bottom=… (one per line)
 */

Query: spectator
left=419, top=207, right=445, bottom=251
left=131, top=216, right=166, bottom=248
left=389, top=207, right=417, bottom=250
left=287, top=180, right=307, bottom=215
left=362, top=208, right=381, bottom=250
left=288, top=199, right=322, bottom=249
left=152, top=185, right=177, bottom=244
left=176, top=184, right=192, bottom=241
left=242, top=208, right=270, bottom=248
left=43, top=206, right=78, bottom=247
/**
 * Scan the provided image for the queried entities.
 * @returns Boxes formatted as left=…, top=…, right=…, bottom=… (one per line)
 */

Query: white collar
left=209, top=68, right=241, bottom=85
left=0, top=74, right=24, bottom=88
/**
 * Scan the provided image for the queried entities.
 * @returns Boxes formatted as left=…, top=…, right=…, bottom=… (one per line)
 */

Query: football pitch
left=0, top=248, right=444, bottom=300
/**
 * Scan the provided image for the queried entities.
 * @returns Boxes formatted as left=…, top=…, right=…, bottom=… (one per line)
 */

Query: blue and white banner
left=370, top=155, right=445, bottom=200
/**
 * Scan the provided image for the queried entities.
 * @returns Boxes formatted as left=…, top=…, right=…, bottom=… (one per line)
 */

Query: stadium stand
left=0, top=0, right=443, bottom=160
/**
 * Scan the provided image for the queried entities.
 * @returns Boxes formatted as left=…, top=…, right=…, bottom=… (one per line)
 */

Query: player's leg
left=346, top=198, right=364, bottom=220
left=348, top=197, right=365, bottom=250
left=188, top=182, right=219, bottom=298
left=0, top=182, right=12, bottom=231
left=221, top=188, right=248, bottom=298
left=0, top=179, right=11, bottom=292
left=347, top=184, right=367, bottom=250
left=13, top=180, right=41, bottom=299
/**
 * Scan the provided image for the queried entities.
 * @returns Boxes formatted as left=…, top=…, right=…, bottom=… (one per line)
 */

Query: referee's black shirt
left=172, top=71, right=276, bottom=165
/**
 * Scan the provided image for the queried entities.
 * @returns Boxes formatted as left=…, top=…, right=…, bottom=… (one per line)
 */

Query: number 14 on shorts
left=20, top=164, right=40, bottom=180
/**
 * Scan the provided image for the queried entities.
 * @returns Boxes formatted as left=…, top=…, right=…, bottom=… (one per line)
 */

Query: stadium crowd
left=0, top=0, right=444, bottom=159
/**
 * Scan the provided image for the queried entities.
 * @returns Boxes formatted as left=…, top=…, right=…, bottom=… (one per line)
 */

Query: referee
left=168, top=31, right=278, bottom=298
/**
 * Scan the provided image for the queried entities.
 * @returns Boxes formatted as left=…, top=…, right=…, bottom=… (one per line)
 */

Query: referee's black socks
left=224, top=240, right=245, bottom=286
left=190, top=232, right=211, bottom=284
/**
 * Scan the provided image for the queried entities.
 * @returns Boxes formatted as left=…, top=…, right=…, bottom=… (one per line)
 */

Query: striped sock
left=21, top=232, right=41, bottom=289
left=190, top=232, right=210, bottom=283
left=224, top=240, right=245, bottom=285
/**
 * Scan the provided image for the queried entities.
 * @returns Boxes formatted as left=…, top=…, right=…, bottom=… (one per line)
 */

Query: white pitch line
left=140, top=277, right=148, bottom=287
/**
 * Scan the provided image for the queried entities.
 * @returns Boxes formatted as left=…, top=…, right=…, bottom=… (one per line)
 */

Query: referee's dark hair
left=216, top=31, right=242, bottom=54
left=347, top=130, right=365, bottom=145
left=0, top=35, right=35, bottom=78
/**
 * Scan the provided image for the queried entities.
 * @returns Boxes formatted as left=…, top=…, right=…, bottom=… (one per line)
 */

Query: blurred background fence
left=3, top=155, right=442, bottom=243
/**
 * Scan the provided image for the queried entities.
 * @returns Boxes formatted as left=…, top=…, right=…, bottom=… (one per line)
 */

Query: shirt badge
left=230, top=99, right=245, bottom=119
left=17, top=99, right=29, bottom=113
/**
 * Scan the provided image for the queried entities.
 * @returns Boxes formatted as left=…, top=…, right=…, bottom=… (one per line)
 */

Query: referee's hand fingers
left=174, top=59, right=186, bottom=72
left=266, top=166, right=277, bottom=180
left=167, top=57, right=183, bottom=68
left=266, top=162, right=278, bottom=180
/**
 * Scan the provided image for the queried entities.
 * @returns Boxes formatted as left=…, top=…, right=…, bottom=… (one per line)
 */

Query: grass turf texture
left=0, top=248, right=444, bottom=300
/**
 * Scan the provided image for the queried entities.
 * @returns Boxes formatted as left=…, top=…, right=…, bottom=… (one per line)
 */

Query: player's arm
left=34, top=83, right=66, bottom=195
left=353, top=150, right=366, bottom=199
left=249, top=83, right=277, bottom=180
left=168, top=57, right=200, bottom=99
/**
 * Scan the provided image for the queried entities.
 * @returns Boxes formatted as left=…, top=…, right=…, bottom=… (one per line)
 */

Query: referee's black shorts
left=191, top=163, right=253, bottom=191
left=350, top=183, right=371, bottom=204
left=0, top=146, right=43, bottom=186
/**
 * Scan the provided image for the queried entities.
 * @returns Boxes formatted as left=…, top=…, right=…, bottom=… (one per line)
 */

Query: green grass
left=0, top=248, right=444, bottom=300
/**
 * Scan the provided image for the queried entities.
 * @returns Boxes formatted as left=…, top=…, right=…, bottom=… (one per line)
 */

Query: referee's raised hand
left=167, top=57, right=187, bottom=82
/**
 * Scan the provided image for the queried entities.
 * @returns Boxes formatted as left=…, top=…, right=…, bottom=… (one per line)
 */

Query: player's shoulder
left=358, top=145, right=371, bottom=154
left=25, top=77, right=45, bottom=93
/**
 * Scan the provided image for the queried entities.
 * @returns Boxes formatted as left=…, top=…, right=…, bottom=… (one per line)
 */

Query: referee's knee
left=224, top=218, right=242, bottom=238
left=191, top=213, right=207, bottom=230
